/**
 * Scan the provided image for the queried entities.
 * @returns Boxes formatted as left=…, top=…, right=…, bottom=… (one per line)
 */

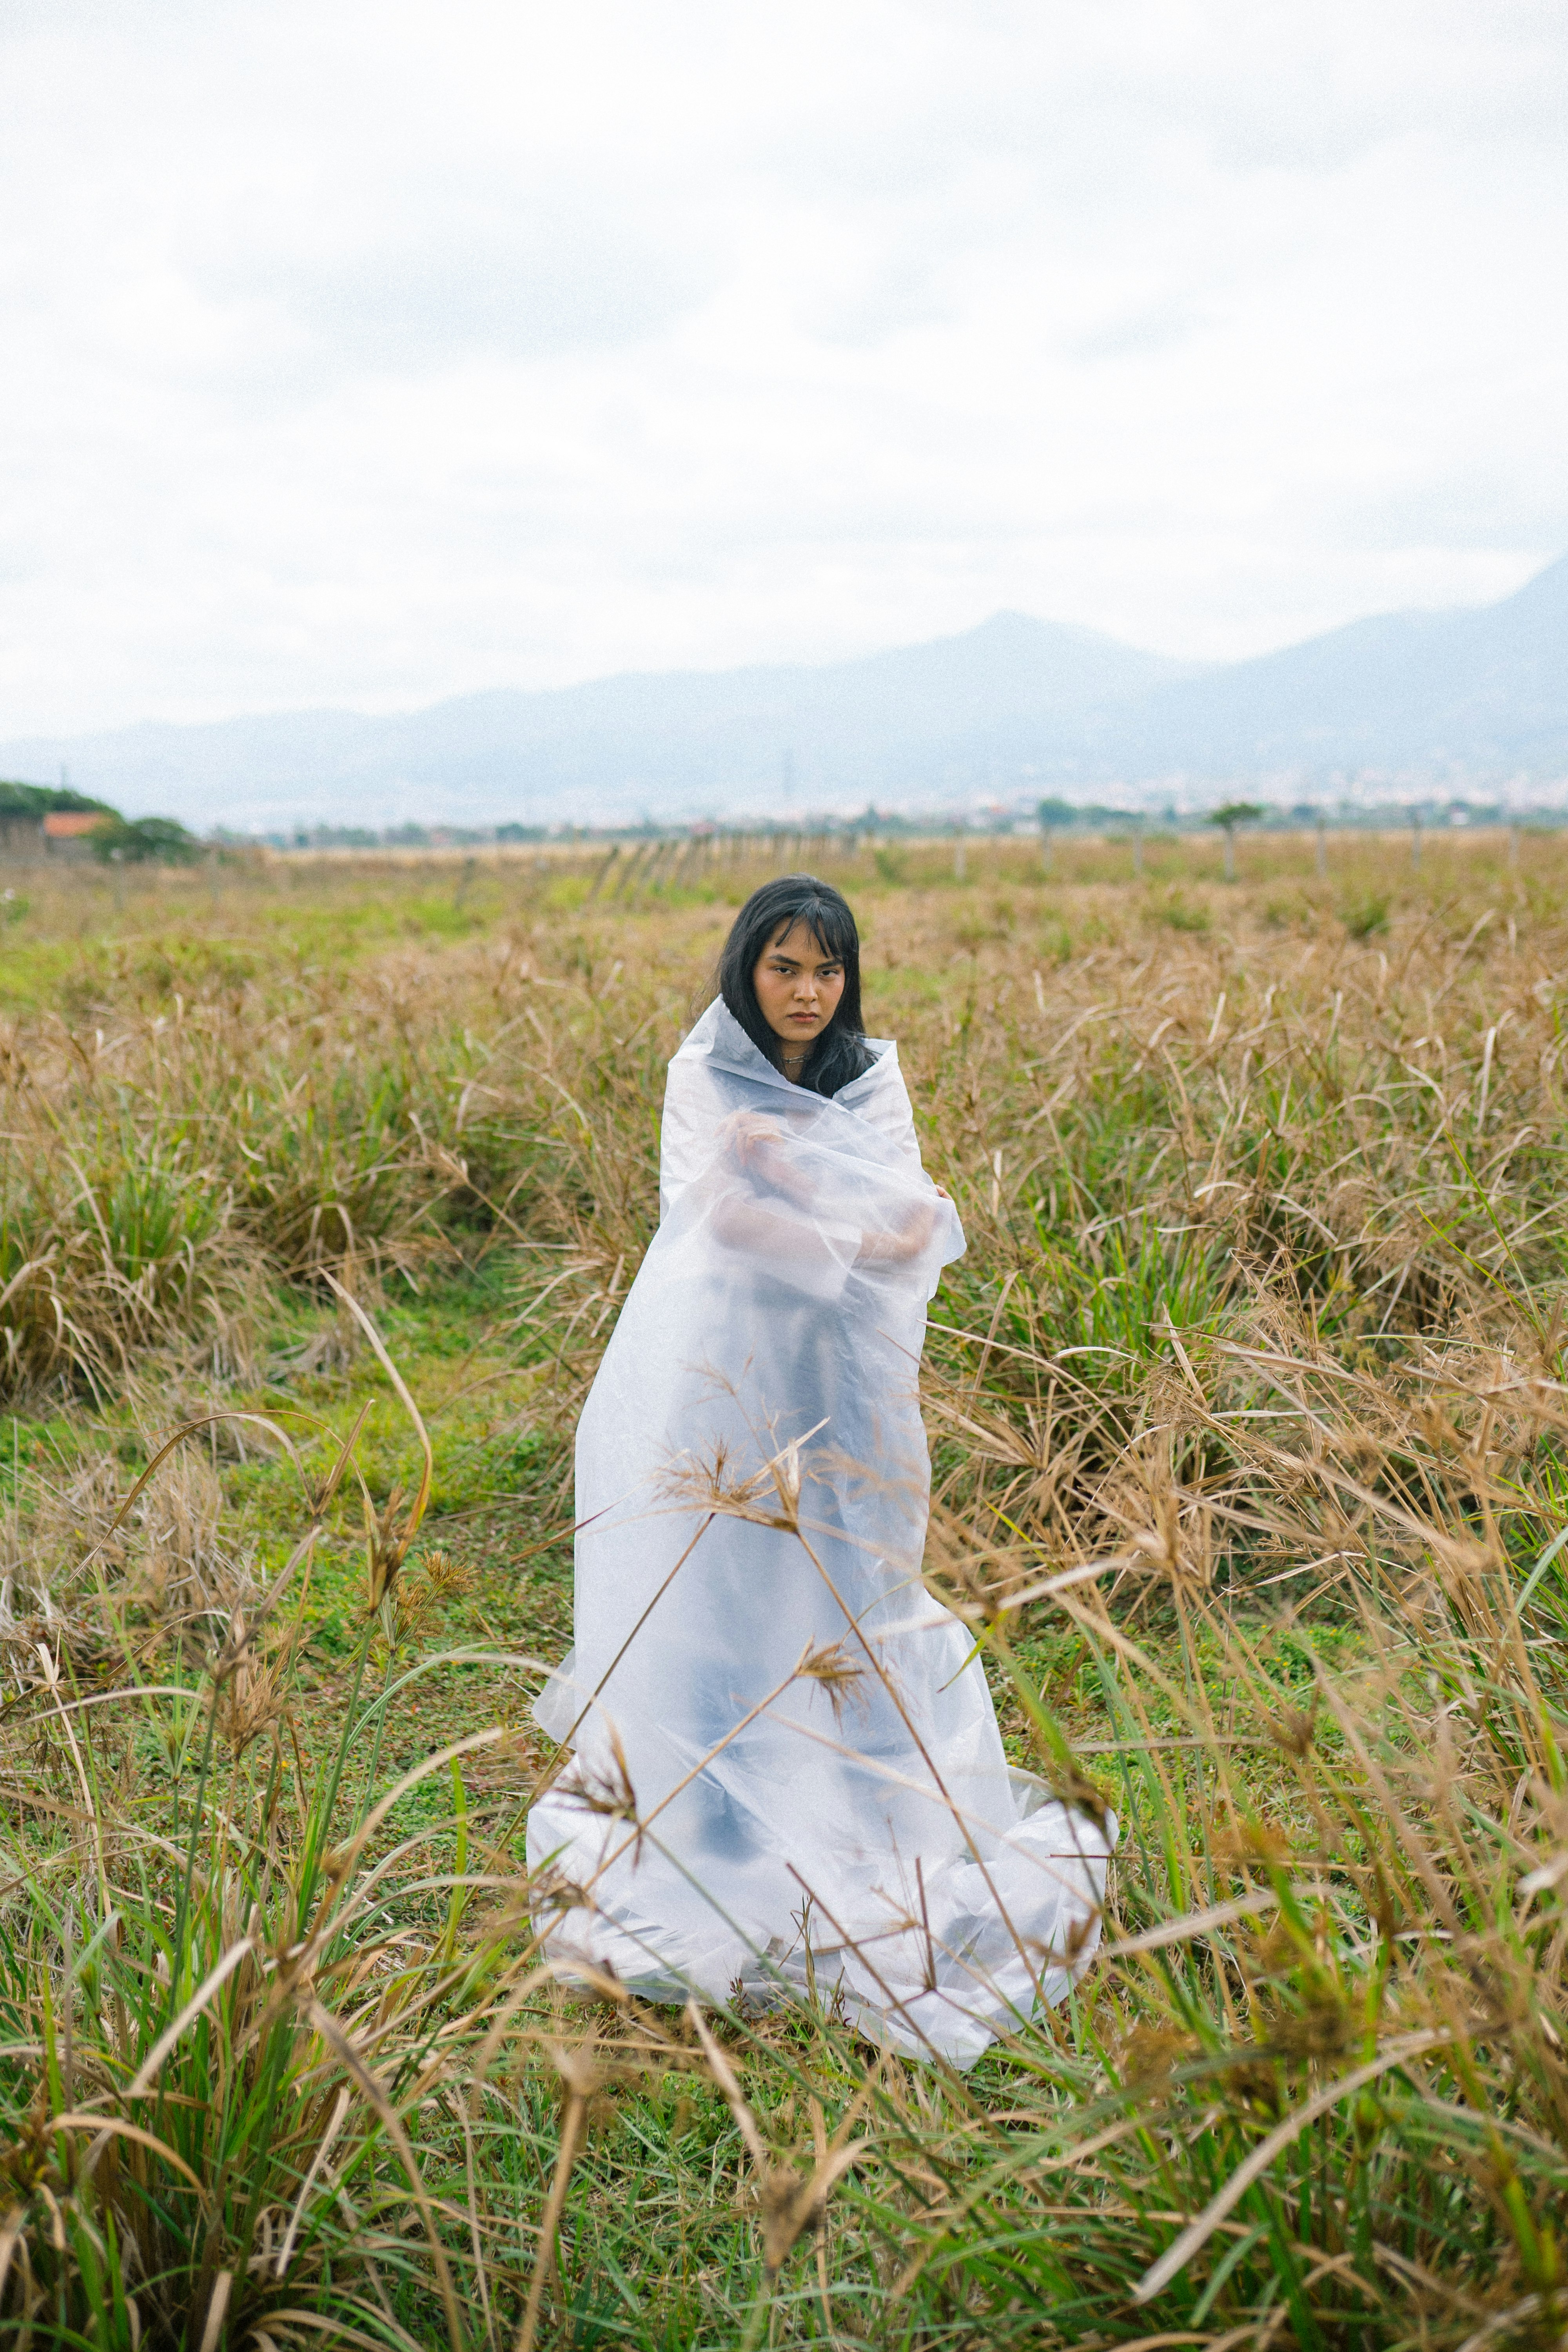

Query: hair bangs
left=715, top=874, right=873, bottom=1099
left=768, top=889, right=856, bottom=966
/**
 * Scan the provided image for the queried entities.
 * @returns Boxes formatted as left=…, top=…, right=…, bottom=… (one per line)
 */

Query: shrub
left=93, top=816, right=202, bottom=866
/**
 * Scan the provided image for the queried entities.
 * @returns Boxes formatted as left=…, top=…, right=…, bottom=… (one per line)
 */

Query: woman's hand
left=712, top=1109, right=951, bottom=1267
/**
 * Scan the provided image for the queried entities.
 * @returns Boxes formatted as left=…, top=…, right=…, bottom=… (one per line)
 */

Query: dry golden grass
left=2, top=827, right=1568, bottom=2349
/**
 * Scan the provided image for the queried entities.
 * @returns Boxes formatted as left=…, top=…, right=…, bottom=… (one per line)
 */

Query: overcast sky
left=2, top=0, right=1565, bottom=733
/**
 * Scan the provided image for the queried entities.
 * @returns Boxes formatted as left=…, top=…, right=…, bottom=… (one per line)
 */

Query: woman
left=527, top=877, right=1109, bottom=2065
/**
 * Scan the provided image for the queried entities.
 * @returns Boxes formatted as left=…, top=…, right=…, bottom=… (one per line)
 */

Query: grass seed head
left=794, top=1638, right=866, bottom=1720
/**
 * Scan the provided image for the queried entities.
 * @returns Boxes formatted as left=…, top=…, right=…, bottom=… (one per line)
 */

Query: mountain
left=1088, top=556, right=1568, bottom=782
left=2, top=561, right=1565, bottom=831
left=0, top=613, right=1192, bottom=833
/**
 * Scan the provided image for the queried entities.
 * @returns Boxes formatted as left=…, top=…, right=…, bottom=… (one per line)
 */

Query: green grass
left=5, top=835, right=1568, bottom=2347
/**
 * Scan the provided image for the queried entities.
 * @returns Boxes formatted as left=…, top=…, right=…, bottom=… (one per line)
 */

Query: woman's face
left=751, top=921, right=846, bottom=1056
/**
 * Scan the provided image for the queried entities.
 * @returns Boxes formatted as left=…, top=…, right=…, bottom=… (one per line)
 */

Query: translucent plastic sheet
left=526, top=1000, right=1110, bottom=2065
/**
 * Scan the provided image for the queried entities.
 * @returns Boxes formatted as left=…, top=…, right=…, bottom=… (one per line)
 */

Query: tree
left=91, top=815, right=201, bottom=866
left=1208, top=800, right=1264, bottom=881
left=1036, top=797, right=1077, bottom=829
left=0, top=780, right=116, bottom=821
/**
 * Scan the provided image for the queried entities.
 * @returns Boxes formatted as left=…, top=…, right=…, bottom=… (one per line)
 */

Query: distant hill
left=2, top=561, right=1564, bottom=832
left=1087, top=556, right=1568, bottom=782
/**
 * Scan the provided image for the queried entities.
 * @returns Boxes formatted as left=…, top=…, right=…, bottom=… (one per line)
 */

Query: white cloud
left=0, top=0, right=1564, bottom=731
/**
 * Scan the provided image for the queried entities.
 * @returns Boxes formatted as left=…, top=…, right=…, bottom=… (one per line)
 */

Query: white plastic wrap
left=526, top=1000, right=1110, bottom=2065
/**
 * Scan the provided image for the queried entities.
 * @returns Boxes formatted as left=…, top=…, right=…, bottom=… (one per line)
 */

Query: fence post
left=1316, top=817, right=1327, bottom=879
left=1411, top=812, right=1423, bottom=871
left=612, top=842, right=646, bottom=900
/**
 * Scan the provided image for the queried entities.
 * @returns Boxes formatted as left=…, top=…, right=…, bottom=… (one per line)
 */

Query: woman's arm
left=711, top=1112, right=945, bottom=1265
left=853, top=1194, right=942, bottom=1264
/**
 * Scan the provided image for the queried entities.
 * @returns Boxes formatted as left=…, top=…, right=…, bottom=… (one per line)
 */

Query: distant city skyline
left=2, top=2, right=1565, bottom=735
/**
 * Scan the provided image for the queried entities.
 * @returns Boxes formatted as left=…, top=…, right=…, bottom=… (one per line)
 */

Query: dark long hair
left=716, top=875, right=873, bottom=1098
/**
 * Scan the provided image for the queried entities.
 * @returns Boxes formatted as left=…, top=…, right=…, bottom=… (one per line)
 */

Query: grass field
left=4, top=825, right=1568, bottom=2350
